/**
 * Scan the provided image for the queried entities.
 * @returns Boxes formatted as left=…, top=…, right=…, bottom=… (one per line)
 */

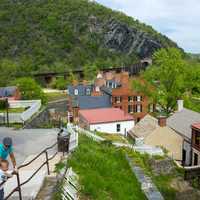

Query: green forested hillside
left=0, top=0, right=179, bottom=86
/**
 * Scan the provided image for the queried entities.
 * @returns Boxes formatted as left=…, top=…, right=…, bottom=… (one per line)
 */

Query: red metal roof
left=79, top=108, right=134, bottom=124
left=192, top=122, right=200, bottom=130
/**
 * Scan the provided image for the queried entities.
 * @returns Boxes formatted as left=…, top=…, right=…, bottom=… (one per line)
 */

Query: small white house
left=79, top=108, right=134, bottom=135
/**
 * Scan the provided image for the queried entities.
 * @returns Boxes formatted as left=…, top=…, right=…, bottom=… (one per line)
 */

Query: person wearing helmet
left=0, top=137, right=17, bottom=172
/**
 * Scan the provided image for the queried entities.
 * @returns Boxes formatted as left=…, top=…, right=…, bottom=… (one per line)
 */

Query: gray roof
left=67, top=85, right=93, bottom=96
left=0, top=86, right=17, bottom=97
left=167, top=108, right=200, bottom=141
left=72, top=95, right=111, bottom=109
left=129, top=114, right=159, bottom=138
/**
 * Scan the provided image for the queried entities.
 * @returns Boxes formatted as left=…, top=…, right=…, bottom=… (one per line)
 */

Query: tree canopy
left=133, top=48, right=190, bottom=115
left=12, top=77, right=47, bottom=104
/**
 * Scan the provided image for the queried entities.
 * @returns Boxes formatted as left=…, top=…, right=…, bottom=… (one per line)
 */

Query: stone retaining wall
left=24, top=99, right=67, bottom=129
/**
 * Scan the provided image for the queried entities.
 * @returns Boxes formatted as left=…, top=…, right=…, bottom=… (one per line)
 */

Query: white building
left=79, top=108, right=134, bottom=135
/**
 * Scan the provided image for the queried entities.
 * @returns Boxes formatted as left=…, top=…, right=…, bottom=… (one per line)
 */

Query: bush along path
left=126, top=155, right=164, bottom=200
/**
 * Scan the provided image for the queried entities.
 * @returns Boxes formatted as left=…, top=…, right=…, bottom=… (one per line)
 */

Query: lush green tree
left=0, top=59, right=18, bottom=86
left=133, top=48, right=188, bottom=115
left=0, top=0, right=178, bottom=74
left=83, top=64, right=98, bottom=81
left=12, top=78, right=47, bottom=104
left=50, top=77, right=68, bottom=90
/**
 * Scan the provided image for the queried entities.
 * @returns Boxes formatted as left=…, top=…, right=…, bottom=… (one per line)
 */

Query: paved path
left=0, top=127, right=59, bottom=165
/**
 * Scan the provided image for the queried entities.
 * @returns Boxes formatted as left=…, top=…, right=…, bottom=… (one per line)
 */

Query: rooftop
left=167, top=108, right=200, bottom=141
left=0, top=86, right=18, bottom=97
left=72, top=95, right=111, bottom=109
left=67, top=84, right=93, bottom=96
left=79, top=108, right=134, bottom=124
left=129, top=114, right=158, bottom=138
left=192, top=122, right=200, bottom=130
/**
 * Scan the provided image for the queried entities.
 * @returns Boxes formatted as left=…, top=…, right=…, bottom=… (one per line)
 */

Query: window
left=117, top=124, right=121, bottom=132
left=115, top=96, right=121, bottom=103
left=74, top=89, right=78, bottom=95
left=128, top=105, right=133, bottom=113
left=182, top=149, right=186, bottom=165
left=86, top=88, right=91, bottom=95
left=137, top=96, right=142, bottom=102
left=149, top=104, right=154, bottom=113
left=133, top=105, right=137, bottom=113
left=128, top=96, right=134, bottom=102
left=194, top=131, right=200, bottom=146
left=137, top=104, right=142, bottom=113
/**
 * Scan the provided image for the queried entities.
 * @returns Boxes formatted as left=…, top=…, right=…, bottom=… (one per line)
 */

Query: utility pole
left=5, top=98, right=9, bottom=127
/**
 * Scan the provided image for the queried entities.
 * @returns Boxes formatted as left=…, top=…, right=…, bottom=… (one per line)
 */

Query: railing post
left=16, top=173, right=23, bottom=200
left=45, top=150, right=50, bottom=175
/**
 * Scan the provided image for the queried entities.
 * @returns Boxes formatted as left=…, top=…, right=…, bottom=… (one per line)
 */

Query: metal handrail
left=3, top=141, right=61, bottom=200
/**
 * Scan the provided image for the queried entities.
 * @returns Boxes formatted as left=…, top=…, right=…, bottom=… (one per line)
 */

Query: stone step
left=4, top=169, right=47, bottom=200
left=35, top=177, right=57, bottom=200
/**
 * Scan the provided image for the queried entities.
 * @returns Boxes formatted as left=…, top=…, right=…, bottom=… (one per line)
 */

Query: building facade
left=0, top=86, right=21, bottom=100
left=191, top=123, right=200, bottom=165
left=111, top=73, right=149, bottom=122
left=79, top=108, right=134, bottom=135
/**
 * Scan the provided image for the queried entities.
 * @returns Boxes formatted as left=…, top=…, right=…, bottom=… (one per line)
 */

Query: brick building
left=101, top=72, right=150, bottom=122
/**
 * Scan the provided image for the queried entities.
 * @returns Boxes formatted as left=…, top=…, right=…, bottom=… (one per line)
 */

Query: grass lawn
left=0, top=107, right=25, bottom=113
left=67, top=135, right=146, bottom=200
left=95, top=131, right=128, bottom=143
left=184, top=97, right=200, bottom=113
left=45, top=92, right=67, bottom=102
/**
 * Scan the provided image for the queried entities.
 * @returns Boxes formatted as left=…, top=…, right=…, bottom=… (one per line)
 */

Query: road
left=0, top=127, right=59, bottom=166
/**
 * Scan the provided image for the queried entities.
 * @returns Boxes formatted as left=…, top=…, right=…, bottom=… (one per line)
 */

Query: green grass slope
left=68, top=135, right=146, bottom=200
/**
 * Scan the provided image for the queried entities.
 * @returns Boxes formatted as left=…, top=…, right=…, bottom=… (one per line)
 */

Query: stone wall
left=24, top=99, right=67, bottom=129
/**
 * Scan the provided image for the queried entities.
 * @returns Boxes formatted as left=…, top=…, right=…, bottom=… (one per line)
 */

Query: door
left=194, top=153, right=198, bottom=166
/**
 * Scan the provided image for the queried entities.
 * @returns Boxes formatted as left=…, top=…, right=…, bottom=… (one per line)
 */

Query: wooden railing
left=1, top=141, right=60, bottom=200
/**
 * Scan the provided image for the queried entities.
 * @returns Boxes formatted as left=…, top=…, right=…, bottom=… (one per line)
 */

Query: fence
left=1, top=141, right=58, bottom=200
left=77, top=126, right=164, bottom=156
left=68, top=124, right=79, bottom=152
left=0, top=100, right=41, bottom=124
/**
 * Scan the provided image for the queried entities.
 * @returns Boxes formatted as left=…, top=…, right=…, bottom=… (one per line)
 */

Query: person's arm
left=9, top=152, right=17, bottom=168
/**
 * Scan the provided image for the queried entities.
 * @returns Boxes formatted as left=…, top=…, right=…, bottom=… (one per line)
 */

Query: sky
left=95, top=0, right=200, bottom=53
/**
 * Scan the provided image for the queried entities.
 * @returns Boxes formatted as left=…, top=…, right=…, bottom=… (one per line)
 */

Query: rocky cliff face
left=104, top=20, right=162, bottom=58
left=89, top=17, right=164, bottom=58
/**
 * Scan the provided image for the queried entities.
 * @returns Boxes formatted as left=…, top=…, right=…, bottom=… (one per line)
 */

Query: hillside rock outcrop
left=103, top=20, right=162, bottom=58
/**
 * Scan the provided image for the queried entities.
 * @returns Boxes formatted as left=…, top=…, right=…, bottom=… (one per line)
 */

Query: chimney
left=120, top=72, right=129, bottom=87
left=177, top=100, right=184, bottom=112
left=158, top=116, right=167, bottom=127
left=95, top=86, right=100, bottom=92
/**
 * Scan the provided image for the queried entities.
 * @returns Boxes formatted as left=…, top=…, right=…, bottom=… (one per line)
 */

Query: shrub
left=0, top=99, right=7, bottom=110
left=12, top=78, right=47, bottom=104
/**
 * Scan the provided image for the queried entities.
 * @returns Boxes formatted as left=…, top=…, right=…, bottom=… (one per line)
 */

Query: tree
left=50, top=77, right=68, bottom=90
left=0, top=59, right=17, bottom=86
left=12, top=78, right=47, bottom=104
left=83, top=64, right=98, bottom=81
left=133, top=48, right=188, bottom=115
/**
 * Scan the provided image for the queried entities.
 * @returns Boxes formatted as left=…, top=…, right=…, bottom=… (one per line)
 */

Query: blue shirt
left=0, top=144, right=13, bottom=160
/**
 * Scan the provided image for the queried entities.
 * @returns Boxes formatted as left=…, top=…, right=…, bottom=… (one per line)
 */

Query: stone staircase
left=4, top=152, right=63, bottom=200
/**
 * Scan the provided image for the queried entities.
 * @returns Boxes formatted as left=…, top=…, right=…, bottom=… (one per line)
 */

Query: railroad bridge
left=34, top=59, right=152, bottom=86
